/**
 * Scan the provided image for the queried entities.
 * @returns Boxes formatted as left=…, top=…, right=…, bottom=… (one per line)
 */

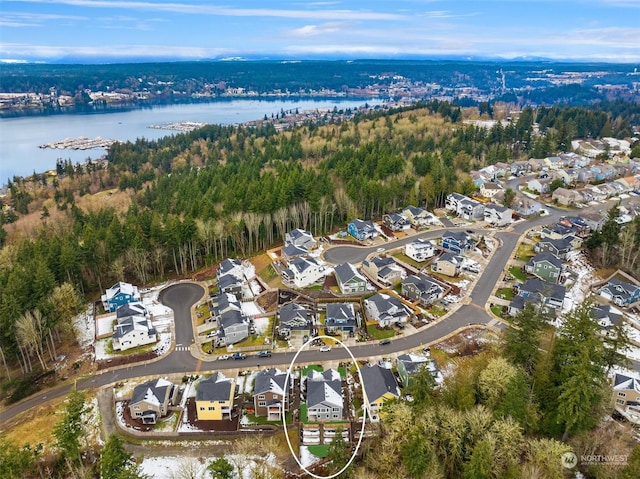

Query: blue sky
left=1, top=0, right=639, bottom=63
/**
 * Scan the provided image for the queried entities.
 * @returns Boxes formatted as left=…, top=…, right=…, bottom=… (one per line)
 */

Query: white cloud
left=0, top=42, right=232, bottom=59
left=289, top=22, right=348, bottom=37
left=10, top=0, right=406, bottom=21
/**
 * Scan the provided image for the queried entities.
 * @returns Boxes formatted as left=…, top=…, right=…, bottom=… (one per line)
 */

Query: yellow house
left=360, top=364, right=400, bottom=422
left=195, top=372, right=236, bottom=421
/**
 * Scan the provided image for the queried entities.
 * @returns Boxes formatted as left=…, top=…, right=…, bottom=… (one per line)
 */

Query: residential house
left=402, top=274, right=446, bottom=306
left=559, top=215, right=589, bottom=234
left=525, top=253, right=563, bottom=283
left=325, top=303, right=357, bottom=333
left=361, top=256, right=406, bottom=285
left=218, top=309, right=248, bottom=345
left=128, top=378, right=178, bottom=424
left=580, top=211, right=607, bottom=231
left=217, top=258, right=244, bottom=281
left=512, top=194, right=542, bottom=217
left=396, top=353, right=443, bottom=388
left=281, top=257, right=327, bottom=288
left=544, top=156, right=563, bottom=170
left=494, top=162, right=510, bottom=177
left=253, top=368, right=289, bottom=420
left=112, top=314, right=157, bottom=351
left=508, top=293, right=546, bottom=318
left=217, top=258, right=245, bottom=297
left=557, top=168, right=579, bottom=185
left=577, top=168, right=596, bottom=184
left=515, top=278, right=566, bottom=310
left=540, top=223, right=579, bottom=241
left=480, top=182, right=503, bottom=199
left=527, top=158, right=547, bottom=172
left=611, top=371, right=640, bottom=425
left=364, top=293, right=411, bottom=327
left=431, top=253, right=464, bottom=277
left=306, top=369, right=343, bottom=421
left=285, top=228, right=317, bottom=251
left=281, top=244, right=309, bottom=265
left=511, top=160, right=531, bottom=176
left=334, top=262, right=367, bottom=294
left=527, top=177, right=552, bottom=195
left=360, top=364, right=400, bottom=421
left=552, top=187, right=584, bottom=206
left=404, top=238, right=436, bottom=262
left=217, top=273, right=243, bottom=297
left=445, top=193, right=467, bottom=214
left=534, top=237, right=577, bottom=259
left=457, top=197, right=485, bottom=220
left=209, top=293, right=242, bottom=321
left=402, top=205, right=439, bottom=227
left=382, top=212, right=410, bottom=232
left=441, top=230, right=474, bottom=254
left=483, top=203, right=512, bottom=226
left=599, top=278, right=640, bottom=307
left=278, top=302, right=312, bottom=339
left=101, top=282, right=141, bottom=313
left=196, top=372, right=236, bottom=421
left=347, top=219, right=378, bottom=241
left=592, top=304, right=623, bottom=331
left=116, top=302, right=148, bottom=319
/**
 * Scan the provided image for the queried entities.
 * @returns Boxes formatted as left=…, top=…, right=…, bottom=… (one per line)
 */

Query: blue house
left=600, top=277, right=640, bottom=307
left=325, top=303, right=357, bottom=332
left=348, top=219, right=378, bottom=241
left=101, top=282, right=141, bottom=313
left=441, top=230, right=474, bottom=254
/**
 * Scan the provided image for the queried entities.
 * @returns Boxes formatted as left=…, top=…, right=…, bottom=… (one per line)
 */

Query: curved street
left=0, top=203, right=584, bottom=425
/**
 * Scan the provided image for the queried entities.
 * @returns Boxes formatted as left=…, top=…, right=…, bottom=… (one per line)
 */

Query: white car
left=376, top=247, right=386, bottom=252
left=319, top=346, right=331, bottom=352
left=217, top=355, right=229, bottom=360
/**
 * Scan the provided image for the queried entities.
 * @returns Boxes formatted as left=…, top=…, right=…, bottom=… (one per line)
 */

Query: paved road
left=3, top=200, right=634, bottom=425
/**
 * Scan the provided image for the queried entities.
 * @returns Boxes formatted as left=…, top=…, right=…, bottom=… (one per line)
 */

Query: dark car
left=379, top=339, right=391, bottom=346
left=256, top=350, right=272, bottom=358
left=394, top=321, right=405, bottom=330
left=232, top=353, right=247, bottom=360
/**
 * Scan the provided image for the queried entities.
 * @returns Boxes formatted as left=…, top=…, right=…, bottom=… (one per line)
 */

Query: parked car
left=379, top=339, right=391, bottom=346
left=232, top=353, right=247, bottom=360
left=319, top=346, right=331, bottom=352
left=217, top=355, right=229, bottom=361
left=394, top=321, right=405, bottom=330
left=256, top=350, right=272, bottom=358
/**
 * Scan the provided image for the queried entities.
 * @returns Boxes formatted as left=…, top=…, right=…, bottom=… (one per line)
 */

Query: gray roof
left=602, top=278, right=640, bottom=302
left=116, top=301, right=147, bottom=318
left=518, top=278, right=566, bottom=301
left=307, top=369, right=342, bottom=409
left=326, top=303, right=355, bottom=322
left=436, top=253, right=464, bottom=265
left=360, top=364, right=400, bottom=403
left=218, top=258, right=242, bottom=277
left=527, top=253, right=563, bottom=269
left=509, top=294, right=543, bottom=311
left=334, top=262, right=364, bottom=286
left=442, top=230, right=471, bottom=243
left=131, top=378, right=174, bottom=406
left=281, top=244, right=308, bottom=258
left=219, top=309, right=245, bottom=328
left=365, top=293, right=409, bottom=321
left=253, top=368, right=287, bottom=397
left=113, top=315, right=155, bottom=340
left=279, top=302, right=310, bottom=328
left=350, top=218, right=376, bottom=233
left=218, top=273, right=243, bottom=290
left=539, top=236, right=574, bottom=252
left=196, top=372, right=233, bottom=402
left=403, top=274, right=445, bottom=295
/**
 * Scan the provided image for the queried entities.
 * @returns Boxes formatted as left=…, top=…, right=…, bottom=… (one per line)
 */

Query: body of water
left=0, top=98, right=380, bottom=184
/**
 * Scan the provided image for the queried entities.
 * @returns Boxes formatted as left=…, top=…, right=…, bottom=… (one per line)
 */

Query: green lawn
left=308, top=445, right=329, bottom=458
left=429, top=305, right=448, bottom=317
left=244, top=412, right=292, bottom=425
left=300, top=403, right=309, bottom=424
left=302, top=365, right=324, bottom=376
left=491, top=305, right=504, bottom=317
left=393, top=252, right=425, bottom=269
left=496, top=287, right=514, bottom=301
left=509, top=266, right=528, bottom=281
left=367, top=326, right=396, bottom=340
left=515, top=243, right=535, bottom=261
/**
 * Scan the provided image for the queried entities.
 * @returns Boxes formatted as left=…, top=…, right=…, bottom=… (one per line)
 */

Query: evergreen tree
left=100, top=434, right=147, bottom=479
left=53, top=389, right=88, bottom=464
left=503, top=302, right=546, bottom=374
left=207, top=457, right=234, bottom=479
left=326, top=426, right=351, bottom=477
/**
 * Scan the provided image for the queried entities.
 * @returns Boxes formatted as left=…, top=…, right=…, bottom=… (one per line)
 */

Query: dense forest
left=0, top=100, right=638, bottom=374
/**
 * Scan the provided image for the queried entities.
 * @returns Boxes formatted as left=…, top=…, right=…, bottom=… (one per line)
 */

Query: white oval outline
left=282, top=335, right=368, bottom=479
